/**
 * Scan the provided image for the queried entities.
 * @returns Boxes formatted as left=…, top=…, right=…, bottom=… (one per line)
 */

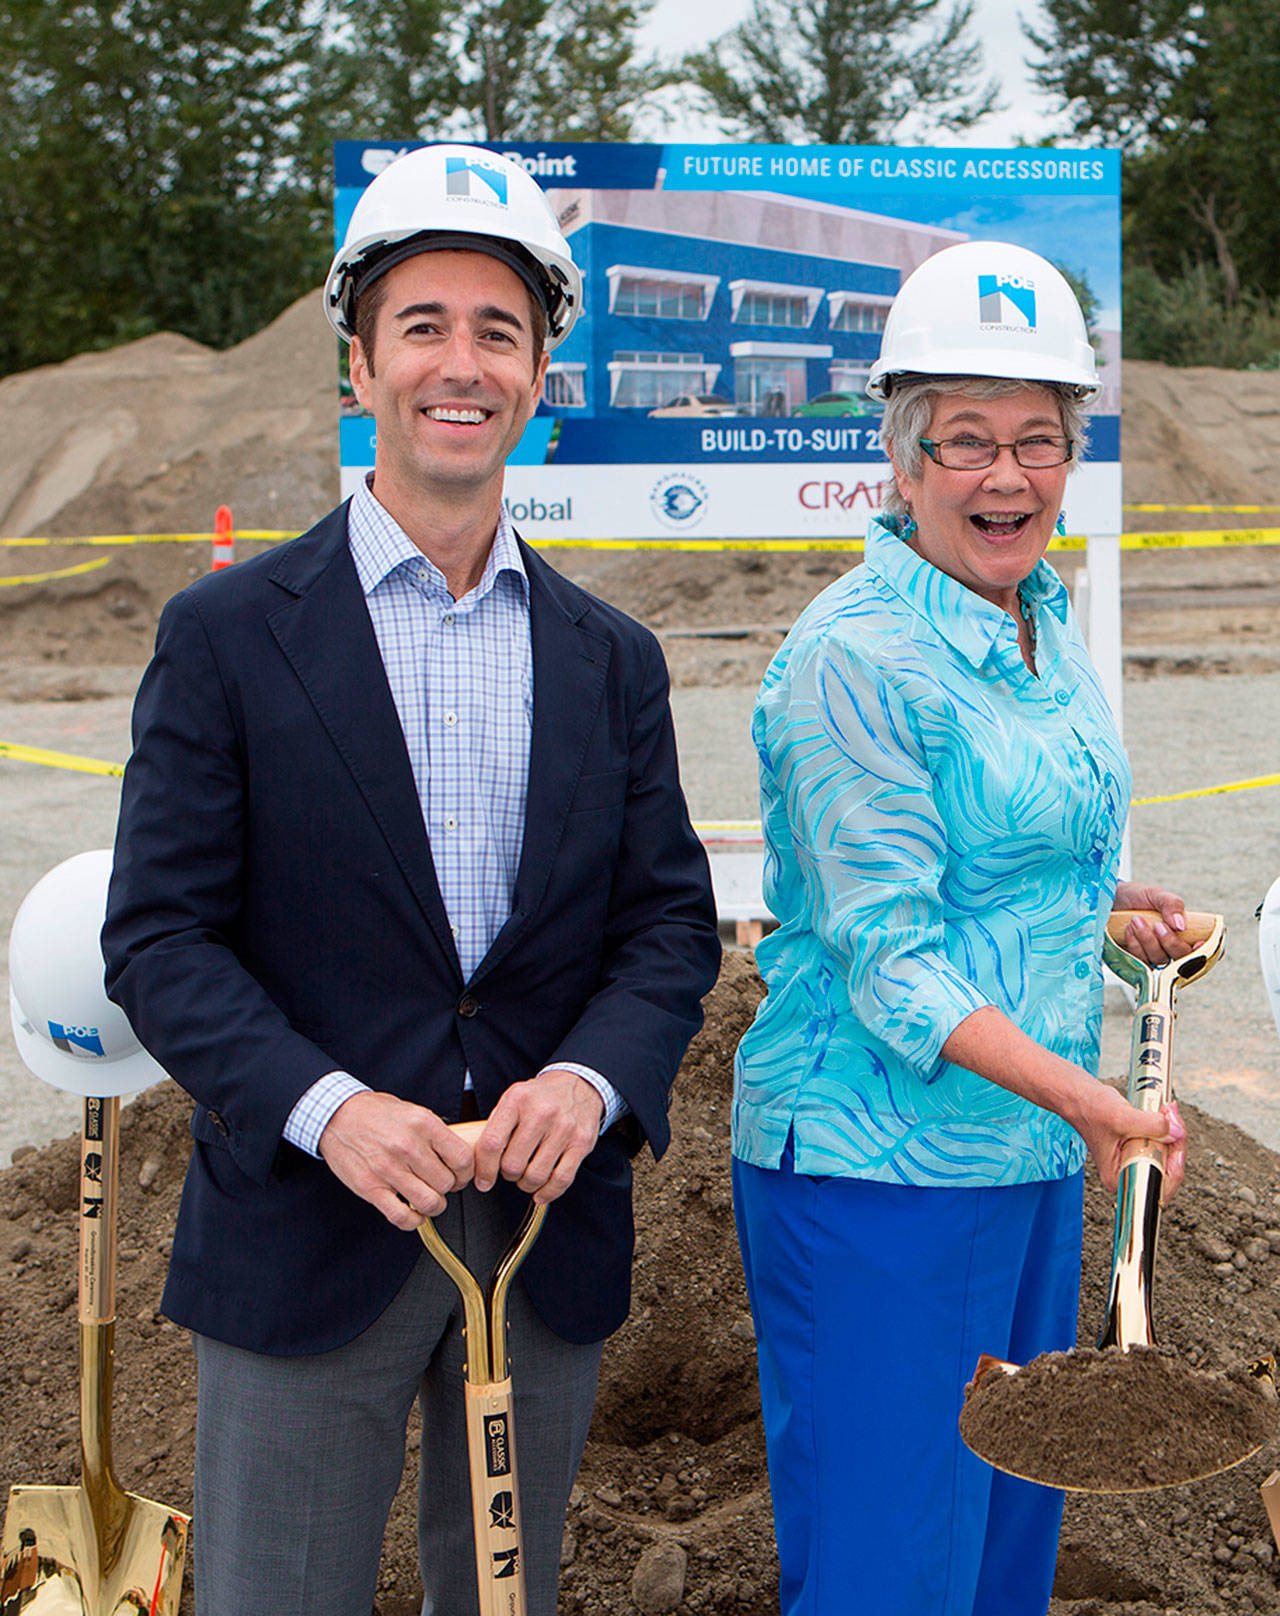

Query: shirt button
left=1074, top=960, right=1091, bottom=979
left=457, top=995, right=479, bottom=1019
left=444, top=816, right=457, bottom=830
left=443, top=711, right=458, bottom=726
left=1055, top=690, right=1070, bottom=706
left=442, top=612, right=454, bottom=625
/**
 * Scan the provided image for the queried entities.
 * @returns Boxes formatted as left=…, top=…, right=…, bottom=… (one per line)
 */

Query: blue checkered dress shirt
left=285, top=479, right=621, bottom=1156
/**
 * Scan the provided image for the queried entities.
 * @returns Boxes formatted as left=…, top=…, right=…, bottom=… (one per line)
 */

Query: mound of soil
left=4, top=954, right=1280, bottom=1614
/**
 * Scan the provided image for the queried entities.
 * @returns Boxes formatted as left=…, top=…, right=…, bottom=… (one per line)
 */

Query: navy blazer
left=103, top=505, right=720, bottom=1352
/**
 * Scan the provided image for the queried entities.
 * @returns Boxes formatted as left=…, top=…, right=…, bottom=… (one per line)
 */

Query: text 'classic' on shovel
left=416, top=1120, right=546, bottom=1616
left=961, top=909, right=1277, bottom=1492
left=1, top=1094, right=190, bottom=1613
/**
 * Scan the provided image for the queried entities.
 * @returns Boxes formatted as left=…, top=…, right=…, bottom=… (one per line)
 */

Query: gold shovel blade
left=961, top=1350, right=1278, bottom=1493
left=1, top=1484, right=188, bottom=1615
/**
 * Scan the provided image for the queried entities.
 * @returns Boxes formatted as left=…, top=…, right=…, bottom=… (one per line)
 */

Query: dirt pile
left=0, top=292, right=338, bottom=541
left=3, top=953, right=1280, bottom=1614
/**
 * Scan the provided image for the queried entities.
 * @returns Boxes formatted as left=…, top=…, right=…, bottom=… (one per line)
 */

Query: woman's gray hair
left=878, top=375, right=1091, bottom=517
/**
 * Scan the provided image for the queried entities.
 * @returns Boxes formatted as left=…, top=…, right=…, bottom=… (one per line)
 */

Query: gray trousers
left=191, top=1187, right=602, bottom=1616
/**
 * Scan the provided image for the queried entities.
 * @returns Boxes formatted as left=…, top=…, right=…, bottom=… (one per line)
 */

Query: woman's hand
left=942, top=1007, right=1189, bottom=1201
left=1111, top=881, right=1192, bottom=964
left=1070, top=1084, right=1187, bottom=1200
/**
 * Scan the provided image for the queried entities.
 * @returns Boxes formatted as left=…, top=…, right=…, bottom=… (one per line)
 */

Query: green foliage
left=1028, top=0, right=1280, bottom=361
left=0, top=0, right=667, bottom=377
left=0, top=0, right=332, bottom=374
left=683, top=0, right=999, bottom=146
left=1123, top=263, right=1280, bottom=369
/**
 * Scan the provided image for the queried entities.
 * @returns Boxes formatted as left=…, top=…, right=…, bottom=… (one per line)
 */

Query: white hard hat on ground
left=324, top=143, right=582, bottom=348
left=1260, top=875, right=1280, bottom=1046
left=8, top=849, right=166, bottom=1097
left=866, top=241, right=1100, bottom=404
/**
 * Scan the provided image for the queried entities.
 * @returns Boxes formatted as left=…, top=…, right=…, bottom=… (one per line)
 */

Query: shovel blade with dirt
left=961, top=910, right=1279, bottom=1492
left=1, top=1096, right=189, bottom=1614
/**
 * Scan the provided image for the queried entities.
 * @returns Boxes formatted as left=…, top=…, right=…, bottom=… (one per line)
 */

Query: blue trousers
left=733, top=1151, right=1084, bottom=1616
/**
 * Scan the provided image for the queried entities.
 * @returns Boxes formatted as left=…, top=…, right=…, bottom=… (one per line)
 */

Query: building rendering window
left=544, top=364, right=586, bottom=408
left=827, top=290, right=895, bottom=334
left=607, top=351, right=721, bottom=408
left=729, top=340, right=834, bottom=417
left=606, top=265, right=719, bottom=321
left=729, top=279, right=824, bottom=329
left=830, top=361, right=872, bottom=395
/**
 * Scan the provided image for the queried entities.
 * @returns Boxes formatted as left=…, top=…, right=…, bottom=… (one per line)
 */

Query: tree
left=0, top=0, right=331, bottom=376
left=319, top=0, right=463, bottom=144
left=1027, top=0, right=1280, bottom=341
left=683, top=0, right=1000, bottom=147
left=328, top=0, right=669, bottom=144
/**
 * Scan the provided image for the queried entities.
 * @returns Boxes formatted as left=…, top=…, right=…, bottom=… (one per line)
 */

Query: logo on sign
left=649, top=473, right=708, bottom=530
left=978, top=273, right=1036, bottom=331
left=445, top=154, right=508, bottom=206
left=485, top=1413, right=512, bottom=1477
left=47, top=1021, right=105, bottom=1058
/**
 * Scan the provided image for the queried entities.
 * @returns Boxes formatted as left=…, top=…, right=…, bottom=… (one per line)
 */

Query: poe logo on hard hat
left=47, top=1021, right=105, bottom=1058
left=445, top=154, right=508, bottom=206
left=650, top=473, right=709, bottom=531
left=978, top=273, right=1036, bottom=331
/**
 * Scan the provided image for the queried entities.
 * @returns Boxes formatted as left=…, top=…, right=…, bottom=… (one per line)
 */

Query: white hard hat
left=866, top=241, right=1100, bottom=404
left=324, top=143, right=582, bottom=348
left=1260, top=875, right=1280, bottom=1046
left=8, top=849, right=166, bottom=1097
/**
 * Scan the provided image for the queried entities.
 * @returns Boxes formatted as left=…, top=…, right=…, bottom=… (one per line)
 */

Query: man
left=102, top=143, right=720, bottom=1616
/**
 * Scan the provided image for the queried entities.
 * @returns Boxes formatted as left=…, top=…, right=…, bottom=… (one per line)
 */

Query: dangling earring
left=1055, top=511, right=1067, bottom=537
left=901, top=513, right=918, bottom=543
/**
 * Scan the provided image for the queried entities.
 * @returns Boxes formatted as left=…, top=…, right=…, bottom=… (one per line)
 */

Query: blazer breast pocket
left=568, top=767, right=627, bottom=814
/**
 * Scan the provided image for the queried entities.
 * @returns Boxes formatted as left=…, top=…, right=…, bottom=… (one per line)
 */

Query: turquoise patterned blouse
left=733, top=515, right=1131, bottom=1187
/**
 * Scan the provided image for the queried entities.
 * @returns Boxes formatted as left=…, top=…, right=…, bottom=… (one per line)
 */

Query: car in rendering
left=648, top=393, right=740, bottom=418
left=792, top=391, right=873, bottom=417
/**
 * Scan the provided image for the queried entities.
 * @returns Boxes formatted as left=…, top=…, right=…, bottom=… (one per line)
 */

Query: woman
left=733, top=242, right=1189, bottom=1616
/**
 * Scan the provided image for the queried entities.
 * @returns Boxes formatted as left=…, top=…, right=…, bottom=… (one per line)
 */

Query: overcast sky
left=636, top=0, right=1069, bottom=148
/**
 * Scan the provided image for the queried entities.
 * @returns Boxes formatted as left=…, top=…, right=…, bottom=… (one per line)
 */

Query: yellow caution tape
left=1111, top=528, right=1280, bottom=550
left=0, top=531, right=294, bottom=547
left=0, top=556, right=113, bottom=586
left=4, top=738, right=1277, bottom=807
left=0, top=741, right=124, bottom=777
left=1132, top=772, right=1280, bottom=806
left=3, top=528, right=1280, bottom=553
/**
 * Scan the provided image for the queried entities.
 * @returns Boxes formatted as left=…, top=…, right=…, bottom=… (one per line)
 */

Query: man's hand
left=319, top=1091, right=475, bottom=1229
left=473, top=1068, right=605, bottom=1205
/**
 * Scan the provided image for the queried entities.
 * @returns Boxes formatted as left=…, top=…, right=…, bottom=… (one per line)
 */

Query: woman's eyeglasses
left=918, top=435, right=1074, bottom=470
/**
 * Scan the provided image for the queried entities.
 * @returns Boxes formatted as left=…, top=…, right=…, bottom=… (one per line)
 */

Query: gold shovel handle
left=1106, top=909, right=1221, bottom=949
left=415, top=1119, right=547, bottom=1385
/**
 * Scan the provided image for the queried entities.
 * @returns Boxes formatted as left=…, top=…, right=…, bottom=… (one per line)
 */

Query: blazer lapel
left=265, top=512, right=463, bottom=980
left=474, top=546, right=609, bottom=982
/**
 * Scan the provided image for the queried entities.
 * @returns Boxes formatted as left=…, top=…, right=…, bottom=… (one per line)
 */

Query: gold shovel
left=1, top=1094, right=190, bottom=1613
left=416, top=1120, right=547, bottom=1616
left=962, top=909, right=1277, bottom=1491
